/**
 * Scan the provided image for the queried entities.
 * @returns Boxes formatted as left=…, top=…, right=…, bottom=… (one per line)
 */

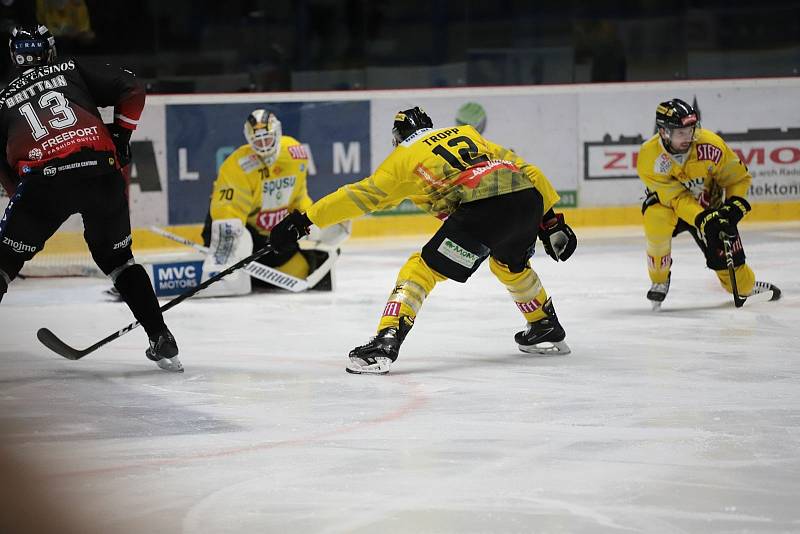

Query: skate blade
left=157, top=356, right=184, bottom=373
left=650, top=300, right=662, bottom=311
left=518, top=340, right=571, bottom=356
left=745, top=285, right=781, bottom=303
left=346, top=357, right=392, bottom=375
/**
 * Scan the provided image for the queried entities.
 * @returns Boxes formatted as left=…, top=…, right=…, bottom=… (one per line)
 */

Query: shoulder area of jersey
left=280, top=135, right=309, bottom=160
left=636, top=133, right=669, bottom=173
left=694, top=127, right=726, bottom=147
left=227, top=144, right=263, bottom=172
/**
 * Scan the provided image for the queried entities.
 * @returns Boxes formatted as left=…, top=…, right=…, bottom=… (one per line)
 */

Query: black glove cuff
left=726, top=196, right=751, bottom=213
left=299, top=212, right=312, bottom=231
left=108, top=123, right=132, bottom=143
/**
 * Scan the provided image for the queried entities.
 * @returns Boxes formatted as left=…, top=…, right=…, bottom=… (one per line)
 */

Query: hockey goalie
left=197, top=109, right=349, bottom=297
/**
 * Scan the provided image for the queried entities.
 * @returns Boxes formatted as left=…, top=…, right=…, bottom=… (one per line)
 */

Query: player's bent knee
left=0, top=267, right=10, bottom=302
left=421, top=227, right=489, bottom=283
left=109, top=259, right=139, bottom=284
left=92, top=245, right=135, bottom=277
left=0, top=254, right=23, bottom=284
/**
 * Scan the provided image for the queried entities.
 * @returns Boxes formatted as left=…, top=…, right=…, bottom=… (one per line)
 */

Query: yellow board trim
left=30, top=200, right=800, bottom=255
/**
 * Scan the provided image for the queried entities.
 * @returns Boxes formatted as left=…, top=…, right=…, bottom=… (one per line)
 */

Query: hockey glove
left=538, top=211, right=577, bottom=262
left=108, top=123, right=133, bottom=167
left=695, top=208, right=732, bottom=243
left=641, top=190, right=659, bottom=214
left=270, top=211, right=312, bottom=252
left=718, top=196, right=751, bottom=227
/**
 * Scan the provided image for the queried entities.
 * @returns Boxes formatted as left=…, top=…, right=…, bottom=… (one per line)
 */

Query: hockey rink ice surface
left=1, top=222, right=799, bottom=534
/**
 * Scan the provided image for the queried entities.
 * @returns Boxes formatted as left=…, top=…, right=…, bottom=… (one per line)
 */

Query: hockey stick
left=37, top=244, right=275, bottom=360
left=148, top=226, right=308, bottom=292
left=720, top=231, right=746, bottom=308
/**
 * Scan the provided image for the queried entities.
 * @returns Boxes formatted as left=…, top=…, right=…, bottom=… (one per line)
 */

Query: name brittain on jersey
left=1, top=60, right=76, bottom=108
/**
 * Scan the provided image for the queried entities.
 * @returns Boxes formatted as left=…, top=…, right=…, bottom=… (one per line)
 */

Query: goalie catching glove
left=538, top=210, right=577, bottom=261
left=270, top=210, right=312, bottom=252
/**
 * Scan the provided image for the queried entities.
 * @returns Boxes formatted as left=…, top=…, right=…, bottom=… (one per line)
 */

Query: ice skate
left=746, top=281, right=781, bottom=303
left=647, top=273, right=671, bottom=311
left=515, top=298, right=570, bottom=355
left=146, top=327, right=183, bottom=372
left=346, top=317, right=413, bottom=375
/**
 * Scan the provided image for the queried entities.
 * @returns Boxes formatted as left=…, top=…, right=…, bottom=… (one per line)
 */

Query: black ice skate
left=746, top=281, right=782, bottom=303
left=346, top=317, right=413, bottom=375
left=146, top=327, right=183, bottom=372
left=647, top=273, right=671, bottom=311
left=515, top=298, right=570, bottom=355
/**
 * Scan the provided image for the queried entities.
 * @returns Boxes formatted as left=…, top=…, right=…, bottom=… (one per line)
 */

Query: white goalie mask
left=244, top=109, right=282, bottom=164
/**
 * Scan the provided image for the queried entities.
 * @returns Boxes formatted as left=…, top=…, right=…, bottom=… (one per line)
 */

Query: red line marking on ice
left=48, top=377, right=427, bottom=479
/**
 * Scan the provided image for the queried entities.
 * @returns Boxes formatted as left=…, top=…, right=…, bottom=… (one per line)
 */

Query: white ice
left=1, top=223, right=799, bottom=533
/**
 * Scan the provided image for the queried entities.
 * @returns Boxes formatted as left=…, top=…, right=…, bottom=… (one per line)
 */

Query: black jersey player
left=0, top=25, right=181, bottom=372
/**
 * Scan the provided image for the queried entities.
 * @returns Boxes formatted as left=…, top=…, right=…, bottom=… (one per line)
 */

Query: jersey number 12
left=431, top=136, right=489, bottom=171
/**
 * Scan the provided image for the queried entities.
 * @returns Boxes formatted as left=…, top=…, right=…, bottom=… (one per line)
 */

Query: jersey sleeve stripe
left=114, top=113, right=139, bottom=126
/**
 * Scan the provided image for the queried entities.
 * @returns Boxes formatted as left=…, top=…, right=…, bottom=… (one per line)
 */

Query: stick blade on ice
left=37, top=328, right=86, bottom=360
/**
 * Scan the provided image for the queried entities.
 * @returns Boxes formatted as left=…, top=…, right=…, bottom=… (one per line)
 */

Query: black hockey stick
left=37, top=244, right=274, bottom=360
left=720, top=231, right=746, bottom=308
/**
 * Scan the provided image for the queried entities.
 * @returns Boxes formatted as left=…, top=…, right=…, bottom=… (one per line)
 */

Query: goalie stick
left=720, top=231, right=746, bottom=308
left=148, top=226, right=308, bottom=292
left=37, top=244, right=274, bottom=360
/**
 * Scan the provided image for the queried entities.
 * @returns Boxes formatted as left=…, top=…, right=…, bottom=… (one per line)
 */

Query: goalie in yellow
left=271, top=107, right=577, bottom=375
left=199, top=109, right=348, bottom=296
left=637, top=98, right=780, bottom=310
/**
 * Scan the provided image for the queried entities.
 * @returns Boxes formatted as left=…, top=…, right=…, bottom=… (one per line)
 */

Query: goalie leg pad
left=421, top=221, right=489, bottom=283
left=199, top=218, right=253, bottom=297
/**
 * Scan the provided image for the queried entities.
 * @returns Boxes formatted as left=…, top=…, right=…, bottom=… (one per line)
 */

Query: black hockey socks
left=113, top=263, right=167, bottom=340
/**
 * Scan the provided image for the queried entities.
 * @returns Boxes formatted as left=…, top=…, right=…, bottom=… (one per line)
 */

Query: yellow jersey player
left=637, top=98, right=780, bottom=310
left=271, top=107, right=577, bottom=375
left=199, top=109, right=346, bottom=296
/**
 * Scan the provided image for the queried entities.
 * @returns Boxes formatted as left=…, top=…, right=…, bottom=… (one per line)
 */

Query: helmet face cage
left=244, top=109, right=282, bottom=162
left=9, top=25, right=56, bottom=68
left=656, top=98, right=700, bottom=147
left=391, top=107, right=433, bottom=146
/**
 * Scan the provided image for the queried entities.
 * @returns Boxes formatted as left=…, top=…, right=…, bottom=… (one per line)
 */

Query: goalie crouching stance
left=198, top=109, right=348, bottom=297
left=271, top=107, right=577, bottom=375
left=638, top=98, right=780, bottom=310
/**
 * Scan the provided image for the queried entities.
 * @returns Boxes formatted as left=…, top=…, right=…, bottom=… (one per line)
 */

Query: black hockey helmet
left=9, top=25, right=56, bottom=68
left=655, top=98, right=698, bottom=130
left=392, top=107, right=433, bottom=146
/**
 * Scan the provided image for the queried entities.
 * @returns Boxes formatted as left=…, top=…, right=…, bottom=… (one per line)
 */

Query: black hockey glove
left=641, top=189, right=659, bottom=214
left=270, top=211, right=312, bottom=252
left=538, top=211, right=577, bottom=262
left=718, top=196, right=751, bottom=227
left=695, top=208, right=733, bottom=243
left=107, top=123, right=132, bottom=167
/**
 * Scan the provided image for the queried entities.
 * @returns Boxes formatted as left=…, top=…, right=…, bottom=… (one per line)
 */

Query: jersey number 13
left=18, top=91, right=78, bottom=141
